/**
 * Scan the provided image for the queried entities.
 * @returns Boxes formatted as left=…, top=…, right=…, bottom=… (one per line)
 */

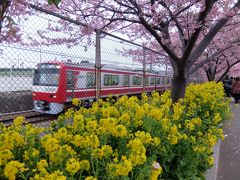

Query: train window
left=112, top=75, right=119, bottom=85
left=67, top=71, right=74, bottom=88
left=86, top=72, right=95, bottom=87
left=104, top=75, right=111, bottom=86
left=133, top=76, right=142, bottom=85
left=160, top=77, right=164, bottom=84
left=144, top=77, right=149, bottom=86
left=150, top=78, right=155, bottom=85
left=33, top=68, right=60, bottom=86
left=167, top=78, right=171, bottom=84
left=123, top=75, right=129, bottom=86
left=104, top=75, right=119, bottom=86
left=156, top=78, right=161, bottom=85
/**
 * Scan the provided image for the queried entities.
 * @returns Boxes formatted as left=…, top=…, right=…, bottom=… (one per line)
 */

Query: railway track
left=0, top=110, right=58, bottom=126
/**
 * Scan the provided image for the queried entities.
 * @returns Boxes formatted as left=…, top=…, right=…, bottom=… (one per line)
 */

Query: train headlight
left=33, top=93, right=36, bottom=96
left=49, top=94, right=57, bottom=98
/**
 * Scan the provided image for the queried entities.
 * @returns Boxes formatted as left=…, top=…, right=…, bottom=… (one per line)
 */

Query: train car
left=32, top=61, right=172, bottom=114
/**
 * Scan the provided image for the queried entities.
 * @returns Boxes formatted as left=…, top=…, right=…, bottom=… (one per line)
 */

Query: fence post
left=95, top=29, right=101, bottom=100
left=143, top=47, right=146, bottom=92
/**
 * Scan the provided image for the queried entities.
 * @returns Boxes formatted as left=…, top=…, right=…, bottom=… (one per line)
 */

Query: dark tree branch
left=189, top=37, right=240, bottom=74
left=188, top=0, right=240, bottom=67
left=128, top=0, right=180, bottom=62
left=159, top=1, right=186, bottom=49
left=0, top=0, right=11, bottom=33
left=217, top=60, right=240, bottom=82
left=182, top=0, right=218, bottom=66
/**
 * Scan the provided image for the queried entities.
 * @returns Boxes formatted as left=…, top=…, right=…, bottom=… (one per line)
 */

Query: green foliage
left=48, top=0, right=62, bottom=6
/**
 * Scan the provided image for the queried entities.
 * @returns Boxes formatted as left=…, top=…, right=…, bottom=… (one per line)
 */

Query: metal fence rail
left=0, top=11, right=175, bottom=118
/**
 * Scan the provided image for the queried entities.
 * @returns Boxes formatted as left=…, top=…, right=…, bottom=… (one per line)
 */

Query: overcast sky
left=0, top=14, right=167, bottom=72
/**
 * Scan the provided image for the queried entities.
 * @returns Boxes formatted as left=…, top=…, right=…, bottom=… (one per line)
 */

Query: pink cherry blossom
left=1, top=0, right=239, bottom=102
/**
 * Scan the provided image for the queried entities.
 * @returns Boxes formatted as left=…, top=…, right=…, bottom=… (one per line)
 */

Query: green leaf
left=47, top=0, right=61, bottom=6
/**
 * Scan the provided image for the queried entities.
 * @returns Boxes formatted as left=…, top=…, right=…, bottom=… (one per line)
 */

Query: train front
left=32, top=63, right=65, bottom=114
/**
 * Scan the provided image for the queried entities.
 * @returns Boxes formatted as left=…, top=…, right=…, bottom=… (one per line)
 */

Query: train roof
left=38, top=60, right=168, bottom=75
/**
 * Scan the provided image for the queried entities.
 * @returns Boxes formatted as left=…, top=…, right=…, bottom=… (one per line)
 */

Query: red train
left=32, top=61, right=172, bottom=114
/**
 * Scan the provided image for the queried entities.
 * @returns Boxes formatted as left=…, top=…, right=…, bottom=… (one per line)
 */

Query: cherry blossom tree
left=190, top=19, right=240, bottom=82
left=0, top=0, right=30, bottom=43
left=198, top=45, right=240, bottom=82
left=3, top=0, right=240, bottom=102
left=199, top=50, right=240, bottom=82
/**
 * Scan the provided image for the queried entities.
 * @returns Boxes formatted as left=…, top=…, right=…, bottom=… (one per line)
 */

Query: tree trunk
left=171, top=69, right=188, bottom=103
left=206, top=67, right=215, bottom=81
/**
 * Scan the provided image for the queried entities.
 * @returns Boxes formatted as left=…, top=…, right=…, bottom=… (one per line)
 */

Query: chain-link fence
left=0, top=12, right=173, bottom=118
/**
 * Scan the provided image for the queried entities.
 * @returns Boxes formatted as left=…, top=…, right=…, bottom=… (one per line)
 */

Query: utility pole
left=95, top=29, right=101, bottom=100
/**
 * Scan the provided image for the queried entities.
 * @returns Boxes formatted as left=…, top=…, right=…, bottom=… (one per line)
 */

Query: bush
left=0, top=82, right=231, bottom=180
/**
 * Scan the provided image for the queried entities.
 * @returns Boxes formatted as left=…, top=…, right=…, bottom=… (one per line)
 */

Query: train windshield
left=33, top=67, right=60, bottom=86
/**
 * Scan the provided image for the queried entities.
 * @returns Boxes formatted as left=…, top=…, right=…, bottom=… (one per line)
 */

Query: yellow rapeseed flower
left=79, top=160, right=90, bottom=171
left=73, top=135, right=99, bottom=148
left=24, top=148, right=40, bottom=161
left=207, top=156, right=214, bottom=166
left=135, top=107, right=145, bottom=120
left=167, top=134, right=178, bottom=145
left=109, top=106, right=120, bottom=118
left=185, top=120, right=195, bottom=131
left=100, top=118, right=117, bottom=135
left=73, top=114, right=84, bottom=132
left=135, top=131, right=152, bottom=144
left=127, top=138, right=147, bottom=165
left=191, top=117, right=202, bottom=126
left=113, top=125, right=127, bottom=138
left=65, top=158, right=80, bottom=175
left=65, top=108, right=75, bottom=119
left=86, top=120, right=98, bottom=132
left=181, top=133, right=188, bottom=140
left=101, top=108, right=111, bottom=118
left=13, top=116, right=24, bottom=126
left=85, top=176, right=97, bottom=180
left=73, top=135, right=86, bottom=147
left=4, top=161, right=26, bottom=180
left=142, top=103, right=153, bottom=114
left=118, top=113, right=131, bottom=126
left=172, top=102, right=184, bottom=121
left=94, top=145, right=113, bottom=159
left=207, top=134, right=217, bottom=147
left=152, top=137, right=161, bottom=146
left=54, top=127, right=72, bottom=142
left=49, top=145, right=76, bottom=164
left=149, top=109, right=162, bottom=121
left=161, top=118, right=170, bottom=130
left=41, top=135, right=59, bottom=153
left=37, top=159, right=48, bottom=174
left=0, top=149, right=13, bottom=166
left=213, top=113, right=222, bottom=124
left=107, top=156, right=132, bottom=176
left=45, top=170, right=66, bottom=180
left=170, top=125, right=178, bottom=134
left=72, top=98, right=80, bottom=106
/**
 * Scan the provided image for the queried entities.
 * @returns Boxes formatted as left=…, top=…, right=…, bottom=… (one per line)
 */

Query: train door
left=66, top=70, right=75, bottom=100
left=123, top=75, right=130, bottom=94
